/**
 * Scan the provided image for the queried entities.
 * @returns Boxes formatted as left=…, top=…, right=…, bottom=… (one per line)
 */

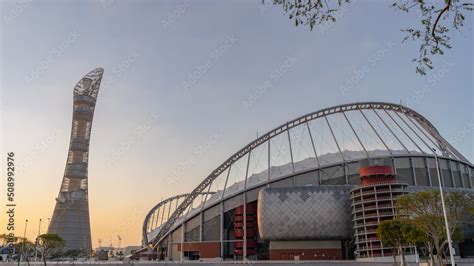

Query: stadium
left=141, top=102, right=473, bottom=261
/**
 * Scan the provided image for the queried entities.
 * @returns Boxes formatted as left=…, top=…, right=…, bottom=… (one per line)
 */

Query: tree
left=64, top=249, right=87, bottom=264
left=270, top=0, right=473, bottom=75
left=397, top=190, right=474, bottom=265
left=0, top=234, right=8, bottom=246
left=0, top=234, right=34, bottom=263
left=16, top=240, right=35, bottom=266
left=377, top=219, right=413, bottom=265
left=401, top=222, right=434, bottom=265
left=37, top=234, right=64, bottom=266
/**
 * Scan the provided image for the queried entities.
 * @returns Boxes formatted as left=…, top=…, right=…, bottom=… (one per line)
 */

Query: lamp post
left=34, top=219, right=42, bottom=262
left=21, top=219, right=28, bottom=263
left=433, top=148, right=455, bottom=266
left=40, top=218, right=50, bottom=262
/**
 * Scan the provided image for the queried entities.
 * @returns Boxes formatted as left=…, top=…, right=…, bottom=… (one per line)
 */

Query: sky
left=0, top=0, right=472, bottom=248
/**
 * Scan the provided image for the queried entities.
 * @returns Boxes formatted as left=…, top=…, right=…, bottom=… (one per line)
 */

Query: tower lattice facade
left=48, top=68, right=103, bottom=253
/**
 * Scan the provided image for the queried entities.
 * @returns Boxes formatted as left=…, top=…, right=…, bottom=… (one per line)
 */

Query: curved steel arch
left=142, top=194, right=189, bottom=245
left=150, top=101, right=469, bottom=247
left=143, top=192, right=214, bottom=245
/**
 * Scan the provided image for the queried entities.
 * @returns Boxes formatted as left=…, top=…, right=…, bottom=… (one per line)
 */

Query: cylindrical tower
left=48, top=68, right=103, bottom=254
left=351, top=158, right=409, bottom=259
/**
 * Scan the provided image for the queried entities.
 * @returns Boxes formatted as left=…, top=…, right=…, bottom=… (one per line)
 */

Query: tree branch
left=432, top=0, right=452, bottom=43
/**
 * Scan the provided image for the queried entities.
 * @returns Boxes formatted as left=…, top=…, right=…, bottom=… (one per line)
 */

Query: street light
left=34, top=219, right=42, bottom=262
left=21, top=219, right=28, bottom=263
left=433, top=148, right=455, bottom=266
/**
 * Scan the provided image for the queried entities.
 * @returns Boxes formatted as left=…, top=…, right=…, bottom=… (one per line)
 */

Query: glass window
left=203, top=205, right=220, bottom=241
left=270, top=177, right=293, bottom=188
left=450, top=161, right=463, bottom=188
left=320, top=165, right=346, bottom=185
left=185, top=215, right=200, bottom=242
left=223, top=241, right=239, bottom=260
left=471, top=167, right=474, bottom=189
left=395, top=157, right=414, bottom=185
left=440, top=159, right=453, bottom=188
left=224, top=194, right=243, bottom=212
left=413, top=157, right=429, bottom=186
left=203, top=204, right=220, bottom=222
left=223, top=209, right=235, bottom=241
left=186, top=215, right=201, bottom=232
left=184, top=226, right=200, bottom=242
left=294, top=170, right=318, bottom=186
left=426, top=158, right=439, bottom=187
left=461, top=164, right=472, bottom=189
left=347, top=162, right=360, bottom=185
left=246, top=187, right=262, bottom=202
left=171, top=226, right=182, bottom=243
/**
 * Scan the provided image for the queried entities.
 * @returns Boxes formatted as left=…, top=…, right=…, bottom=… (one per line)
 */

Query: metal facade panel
left=258, top=186, right=353, bottom=241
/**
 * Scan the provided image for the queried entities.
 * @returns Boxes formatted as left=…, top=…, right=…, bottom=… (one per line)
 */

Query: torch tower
left=48, top=68, right=104, bottom=253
